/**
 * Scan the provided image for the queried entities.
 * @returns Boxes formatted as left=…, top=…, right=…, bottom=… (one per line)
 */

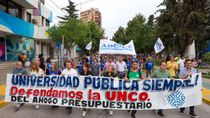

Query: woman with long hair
left=30, top=61, right=44, bottom=110
left=81, top=63, right=92, bottom=117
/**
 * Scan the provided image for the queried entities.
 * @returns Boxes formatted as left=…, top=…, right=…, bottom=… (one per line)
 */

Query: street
left=0, top=103, right=209, bottom=118
left=0, top=63, right=210, bottom=118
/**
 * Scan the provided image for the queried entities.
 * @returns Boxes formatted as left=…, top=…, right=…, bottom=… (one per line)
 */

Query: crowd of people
left=12, top=53, right=199, bottom=118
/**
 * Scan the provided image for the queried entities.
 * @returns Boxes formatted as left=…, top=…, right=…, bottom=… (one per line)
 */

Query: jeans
left=146, top=70, right=152, bottom=78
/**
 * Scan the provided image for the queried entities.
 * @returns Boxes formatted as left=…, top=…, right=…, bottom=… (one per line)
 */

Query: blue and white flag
left=86, top=41, right=92, bottom=50
left=154, top=38, right=165, bottom=53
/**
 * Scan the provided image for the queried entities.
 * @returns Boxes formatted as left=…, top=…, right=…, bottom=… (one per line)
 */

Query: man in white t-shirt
left=62, top=60, right=78, bottom=114
left=116, top=57, right=127, bottom=79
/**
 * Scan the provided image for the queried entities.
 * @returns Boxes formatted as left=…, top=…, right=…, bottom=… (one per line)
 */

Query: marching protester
left=47, top=62, right=61, bottom=109
left=62, top=60, right=78, bottom=114
left=48, top=62, right=61, bottom=75
left=77, top=59, right=83, bottom=75
left=116, top=56, right=127, bottom=79
left=30, top=61, right=44, bottom=110
left=145, top=58, right=154, bottom=78
left=137, top=56, right=143, bottom=70
left=126, top=57, right=131, bottom=70
left=45, top=57, right=51, bottom=75
left=90, top=58, right=100, bottom=76
left=167, top=56, right=178, bottom=78
left=103, top=65, right=117, bottom=115
left=80, top=63, right=92, bottom=117
left=151, top=61, right=171, bottom=117
left=12, top=61, right=28, bottom=111
left=124, top=61, right=143, bottom=118
left=192, top=59, right=198, bottom=68
left=179, top=59, right=198, bottom=117
left=103, top=56, right=116, bottom=75
left=38, top=54, right=45, bottom=71
left=176, top=55, right=185, bottom=72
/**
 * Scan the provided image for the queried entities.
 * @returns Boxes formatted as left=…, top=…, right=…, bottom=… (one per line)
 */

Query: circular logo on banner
left=167, top=91, right=186, bottom=108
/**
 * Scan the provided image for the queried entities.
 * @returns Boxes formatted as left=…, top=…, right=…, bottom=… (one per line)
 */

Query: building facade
left=80, top=8, right=101, bottom=27
left=0, top=0, right=55, bottom=62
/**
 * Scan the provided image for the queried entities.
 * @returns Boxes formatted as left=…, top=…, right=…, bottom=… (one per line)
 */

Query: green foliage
left=156, top=0, right=209, bottom=54
left=47, top=19, right=104, bottom=52
left=47, top=0, right=103, bottom=53
left=112, top=14, right=157, bottom=53
left=203, top=52, right=210, bottom=62
left=57, top=0, right=78, bottom=22
left=112, top=26, right=127, bottom=44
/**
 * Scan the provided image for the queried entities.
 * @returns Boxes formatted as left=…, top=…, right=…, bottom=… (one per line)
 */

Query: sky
left=45, top=0, right=163, bottom=39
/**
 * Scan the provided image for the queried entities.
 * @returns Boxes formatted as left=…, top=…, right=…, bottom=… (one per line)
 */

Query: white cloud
left=46, top=0, right=163, bottom=39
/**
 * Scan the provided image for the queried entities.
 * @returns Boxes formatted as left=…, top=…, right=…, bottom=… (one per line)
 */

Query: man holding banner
left=125, top=61, right=143, bottom=118
left=151, top=61, right=171, bottom=117
left=12, top=61, right=28, bottom=111
left=179, top=59, right=198, bottom=117
left=62, top=60, right=78, bottom=114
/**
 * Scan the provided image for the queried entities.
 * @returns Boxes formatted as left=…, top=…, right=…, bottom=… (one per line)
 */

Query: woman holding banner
left=103, top=65, right=117, bottom=115
left=30, top=61, right=44, bottom=110
left=124, top=61, right=143, bottom=118
left=48, top=62, right=61, bottom=109
left=81, top=63, right=92, bottom=117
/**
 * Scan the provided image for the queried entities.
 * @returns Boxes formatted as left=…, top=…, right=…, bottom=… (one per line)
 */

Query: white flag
left=86, top=41, right=92, bottom=50
left=154, top=38, right=165, bottom=53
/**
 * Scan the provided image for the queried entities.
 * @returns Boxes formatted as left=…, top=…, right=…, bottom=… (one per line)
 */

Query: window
left=8, top=1, right=22, bottom=19
left=0, top=0, right=7, bottom=12
left=40, top=0, right=45, bottom=5
left=46, top=19, right=50, bottom=26
left=42, top=16, right=45, bottom=26
left=26, top=12, right=32, bottom=23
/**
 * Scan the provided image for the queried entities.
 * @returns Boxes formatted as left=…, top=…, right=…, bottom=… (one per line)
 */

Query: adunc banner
left=5, top=73, right=202, bottom=110
left=99, top=40, right=136, bottom=55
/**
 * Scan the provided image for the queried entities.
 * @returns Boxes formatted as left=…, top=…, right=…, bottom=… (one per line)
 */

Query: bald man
left=12, top=61, right=28, bottom=111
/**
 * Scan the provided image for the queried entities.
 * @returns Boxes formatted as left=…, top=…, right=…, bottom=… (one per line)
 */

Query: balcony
left=0, top=10, right=49, bottom=39
left=12, top=0, right=38, bottom=9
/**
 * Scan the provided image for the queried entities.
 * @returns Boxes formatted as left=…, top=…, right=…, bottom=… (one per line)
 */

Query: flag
left=154, top=38, right=165, bottom=53
left=86, top=41, right=92, bottom=50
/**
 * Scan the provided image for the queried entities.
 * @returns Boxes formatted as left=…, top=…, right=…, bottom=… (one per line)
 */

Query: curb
left=0, top=85, right=8, bottom=107
left=0, top=100, right=8, bottom=108
left=202, top=87, right=210, bottom=105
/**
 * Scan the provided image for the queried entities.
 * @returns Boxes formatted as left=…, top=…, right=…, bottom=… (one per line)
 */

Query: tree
left=48, top=19, right=104, bottom=54
left=112, top=26, right=127, bottom=44
left=86, top=22, right=104, bottom=52
left=57, top=0, right=78, bottom=22
left=156, top=0, right=209, bottom=54
left=126, top=14, right=156, bottom=53
left=111, top=14, right=157, bottom=53
left=147, top=15, right=155, bottom=27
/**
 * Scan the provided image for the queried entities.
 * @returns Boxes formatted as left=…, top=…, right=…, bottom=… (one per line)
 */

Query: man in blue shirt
left=146, top=58, right=154, bottom=78
left=179, top=59, right=198, bottom=117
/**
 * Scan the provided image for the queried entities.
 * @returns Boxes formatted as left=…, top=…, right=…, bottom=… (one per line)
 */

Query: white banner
left=99, top=40, right=136, bottom=55
left=154, top=38, right=165, bottom=53
left=5, top=73, right=202, bottom=110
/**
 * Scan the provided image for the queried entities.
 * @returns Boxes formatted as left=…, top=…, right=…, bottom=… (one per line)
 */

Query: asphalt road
left=0, top=103, right=210, bottom=118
